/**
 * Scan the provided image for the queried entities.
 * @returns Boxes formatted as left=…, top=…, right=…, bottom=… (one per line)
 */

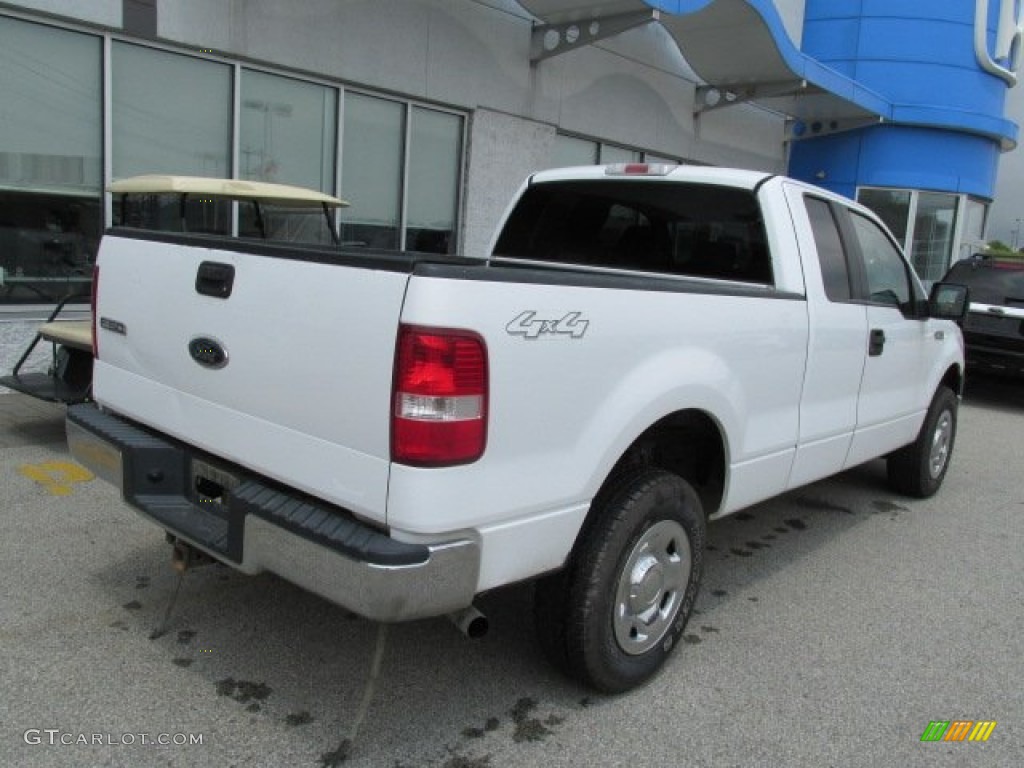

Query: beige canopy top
left=108, top=175, right=349, bottom=208
left=109, top=175, right=348, bottom=243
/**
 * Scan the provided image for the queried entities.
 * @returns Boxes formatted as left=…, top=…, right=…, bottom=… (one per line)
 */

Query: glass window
left=339, top=93, right=404, bottom=249
left=643, top=154, right=681, bottom=165
left=240, top=71, right=337, bottom=191
left=859, top=187, right=968, bottom=283
left=493, top=180, right=772, bottom=283
left=112, top=42, right=232, bottom=234
left=239, top=70, right=338, bottom=242
left=910, top=191, right=958, bottom=283
left=849, top=212, right=911, bottom=307
left=113, top=192, right=229, bottom=237
left=600, top=145, right=641, bottom=164
left=406, top=107, right=462, bottom=254
left=553, top=135, right=662, bottom=169
left=238, top=204, right=337, bottom=245
left=0, top=17, right=101, bottom=303
left=552, top=135, right=598, bottom=167
left=959, top=198, right=988, bottom=261
left=857, top=188, right=911, bottom=245
left=805, top=197, right=851, bottom=302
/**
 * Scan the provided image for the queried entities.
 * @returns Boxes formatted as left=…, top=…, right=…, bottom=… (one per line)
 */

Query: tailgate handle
left=196, top=262, right=235, bottom=299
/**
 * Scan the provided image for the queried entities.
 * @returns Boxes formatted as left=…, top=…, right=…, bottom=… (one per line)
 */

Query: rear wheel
left=887, top=386, right=958, bottom=498
left=534, top=469, right=705, bottom=693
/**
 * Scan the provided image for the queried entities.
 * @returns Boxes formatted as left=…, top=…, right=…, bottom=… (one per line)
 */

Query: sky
left=987, top=82, right=1024, bottom=248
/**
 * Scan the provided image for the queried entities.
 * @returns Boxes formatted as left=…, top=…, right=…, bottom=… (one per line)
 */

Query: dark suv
left=941, top=256, right=1024, bottom=377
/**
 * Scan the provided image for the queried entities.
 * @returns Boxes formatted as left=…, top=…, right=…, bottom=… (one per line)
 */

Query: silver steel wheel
left=613, top=519, right=691, bottom=655
left=928, top=408, right=954, bottom=479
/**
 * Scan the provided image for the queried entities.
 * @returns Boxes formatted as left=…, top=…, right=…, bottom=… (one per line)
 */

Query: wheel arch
left=587, top=409, right=728, bottom=529
left=940, top=362, right=964, bottom=397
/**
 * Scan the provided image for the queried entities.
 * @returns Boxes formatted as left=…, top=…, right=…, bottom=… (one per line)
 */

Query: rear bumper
left=66, top=403, right=479, bottom=622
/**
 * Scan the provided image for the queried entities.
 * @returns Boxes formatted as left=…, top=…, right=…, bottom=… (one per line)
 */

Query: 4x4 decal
left=506, top=311, right=589, bottom=340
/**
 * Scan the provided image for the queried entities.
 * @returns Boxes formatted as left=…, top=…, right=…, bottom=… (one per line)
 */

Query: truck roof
left=528, top=163, right=775, bottom=189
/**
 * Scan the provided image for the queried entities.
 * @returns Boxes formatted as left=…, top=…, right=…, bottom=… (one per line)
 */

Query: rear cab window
left=492, top=180, right=773, bottom=284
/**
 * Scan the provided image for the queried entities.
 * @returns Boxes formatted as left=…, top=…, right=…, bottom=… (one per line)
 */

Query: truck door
left=784, top=191, right=867, bottom=489
left=840, top=209, right=930, bottom=466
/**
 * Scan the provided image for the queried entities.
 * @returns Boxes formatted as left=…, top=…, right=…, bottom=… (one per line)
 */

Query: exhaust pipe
left=170, top=538, right=216, bottom=573
left=448, top=605, right=488, bottom=639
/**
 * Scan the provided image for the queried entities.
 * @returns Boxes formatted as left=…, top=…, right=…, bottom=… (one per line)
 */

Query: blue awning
left=655, top=0, right=891, bottom=121
left=517, top=0, right=1017, bottom=146
left=518, top=0, right=890, bottom=126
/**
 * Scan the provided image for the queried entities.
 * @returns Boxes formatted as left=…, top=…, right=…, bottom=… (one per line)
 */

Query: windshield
left=944, top=260, right=1024, bottom=306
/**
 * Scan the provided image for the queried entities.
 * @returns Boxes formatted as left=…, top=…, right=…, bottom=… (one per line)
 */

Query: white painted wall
left=154, top=1, right=783, bottom=160
left=155, top=0, right=786, bottom=252
left=774, top=0, right=806, bottom=47
left=0, top=0, right=788, bottom=362
left=2, top=0, right=786, bottom=283
left=462, top=109, right=556, bottom=259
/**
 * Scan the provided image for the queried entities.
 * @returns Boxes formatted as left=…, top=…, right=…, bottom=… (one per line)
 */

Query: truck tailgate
left=92, top=232, right=412, bottom=521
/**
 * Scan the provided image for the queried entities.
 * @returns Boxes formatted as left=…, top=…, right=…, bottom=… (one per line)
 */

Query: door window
left=849, top=212, right=911, bottom=308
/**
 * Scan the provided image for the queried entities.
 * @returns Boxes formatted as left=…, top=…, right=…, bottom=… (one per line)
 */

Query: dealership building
left=0, top=0, right=1019, bottom=338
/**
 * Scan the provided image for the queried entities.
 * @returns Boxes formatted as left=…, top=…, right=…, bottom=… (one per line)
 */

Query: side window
left=848, top=211, right=911, bottom=307
left=805, top=197, right=851, bottom=302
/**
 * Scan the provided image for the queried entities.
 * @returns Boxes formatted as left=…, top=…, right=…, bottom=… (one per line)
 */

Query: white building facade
left=0, top=0, right=1017, bottom=355
left=0, top=0, right=794, bottom=314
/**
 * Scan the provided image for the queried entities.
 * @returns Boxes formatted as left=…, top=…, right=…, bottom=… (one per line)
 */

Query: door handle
left=195, top=261, right=235, bottom=299
left=869, top=328, right=886, bottom=357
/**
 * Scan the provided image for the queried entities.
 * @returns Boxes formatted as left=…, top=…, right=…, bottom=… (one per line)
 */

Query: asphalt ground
left=0, top=376, right=1021, bottom=768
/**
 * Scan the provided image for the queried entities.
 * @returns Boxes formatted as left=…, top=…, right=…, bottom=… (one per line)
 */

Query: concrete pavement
left=0, top=377, right=1021, bottom=767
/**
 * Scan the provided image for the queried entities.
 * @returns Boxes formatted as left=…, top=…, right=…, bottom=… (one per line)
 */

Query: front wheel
left=887, top=386, right=958, bottom=498
left=534, top=469, right=705, bottom=693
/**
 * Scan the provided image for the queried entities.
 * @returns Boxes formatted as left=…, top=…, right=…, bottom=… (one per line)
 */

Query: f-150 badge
left=506, top=311, right=589, bottom=340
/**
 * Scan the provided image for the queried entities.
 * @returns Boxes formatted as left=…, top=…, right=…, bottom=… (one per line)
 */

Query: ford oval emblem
left=189, top=337, right=228, bottom=369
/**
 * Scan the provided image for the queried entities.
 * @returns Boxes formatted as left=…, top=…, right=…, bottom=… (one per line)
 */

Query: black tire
left=887, top=386, right=958, bottom=498
left=533, top=468, right=705, bottom=693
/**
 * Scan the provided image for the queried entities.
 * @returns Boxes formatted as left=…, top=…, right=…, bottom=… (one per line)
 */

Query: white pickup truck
left=68, top=164, right=968, bottom=692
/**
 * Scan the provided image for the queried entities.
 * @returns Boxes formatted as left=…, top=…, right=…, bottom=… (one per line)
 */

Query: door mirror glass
left=928, top=282, right=969, bottom=322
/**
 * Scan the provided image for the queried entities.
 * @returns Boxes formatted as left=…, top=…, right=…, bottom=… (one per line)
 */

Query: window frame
left=0, top=13, right=103, bottom=306
left=338, top=89, right=467, bottom=254
left=0, top=9, right=470, bottom=312
left=552, top=132, right=686, bottom=169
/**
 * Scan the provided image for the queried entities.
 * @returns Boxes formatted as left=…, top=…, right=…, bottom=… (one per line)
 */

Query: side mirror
left=928, top=282, right=969, bottom=322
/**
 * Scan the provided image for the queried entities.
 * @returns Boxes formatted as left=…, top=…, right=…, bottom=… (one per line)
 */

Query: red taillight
left=391, top=325, right=488, bottom=466
left=90, top=264, right=99, bottom=358
left=604, top=162, right=673, bottom=177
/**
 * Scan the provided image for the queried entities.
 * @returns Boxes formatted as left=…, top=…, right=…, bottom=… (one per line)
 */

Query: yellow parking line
left=18, top=461, right=95, bottom=496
